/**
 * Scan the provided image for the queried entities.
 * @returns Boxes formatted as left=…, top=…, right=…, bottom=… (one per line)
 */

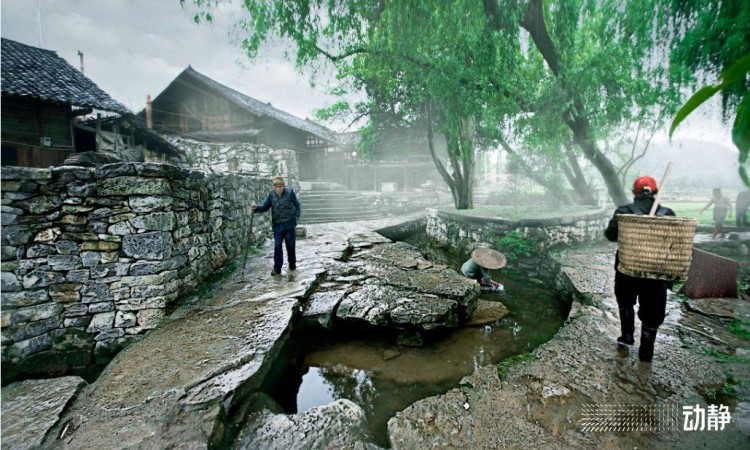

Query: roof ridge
left=180, top=66, right=338, bottom=143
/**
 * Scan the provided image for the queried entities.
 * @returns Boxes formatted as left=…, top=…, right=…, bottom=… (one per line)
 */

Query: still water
left=261, top=234, right=567, bottom=447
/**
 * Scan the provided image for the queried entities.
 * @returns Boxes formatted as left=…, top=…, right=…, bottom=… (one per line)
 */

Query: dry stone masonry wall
left=1, top=163, right=268, bottom=378
left=169, top=138, right=300, bottom=191
left=426, top=208, right=610, bottom=256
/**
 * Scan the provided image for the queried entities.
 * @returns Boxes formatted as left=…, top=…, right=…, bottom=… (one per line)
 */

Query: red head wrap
left=632, top=176, right=658, bottom=196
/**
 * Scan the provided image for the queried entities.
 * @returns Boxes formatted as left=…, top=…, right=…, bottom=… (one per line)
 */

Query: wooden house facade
left=1, top=38, right=133, bottom=167
left=147, top=67, right=340, bottom=181
left=340, top=126, right=445, bottom=191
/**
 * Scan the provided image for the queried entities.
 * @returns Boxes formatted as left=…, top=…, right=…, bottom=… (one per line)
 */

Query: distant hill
left=629, top=138, right=744, bottom=192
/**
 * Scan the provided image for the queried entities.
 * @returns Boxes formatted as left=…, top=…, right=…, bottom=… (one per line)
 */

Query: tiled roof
left=175, top=66, right=339, bottom=144
left=1, top=38, right=130, bottom=114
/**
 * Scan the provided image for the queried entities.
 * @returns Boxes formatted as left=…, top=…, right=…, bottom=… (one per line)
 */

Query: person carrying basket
left=604, top=176, right=676, bottom=363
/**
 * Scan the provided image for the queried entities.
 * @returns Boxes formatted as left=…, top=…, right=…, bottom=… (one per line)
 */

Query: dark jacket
left=604, top=197, right=675, bottom=242
left=255, top=187, right=301, bottom=227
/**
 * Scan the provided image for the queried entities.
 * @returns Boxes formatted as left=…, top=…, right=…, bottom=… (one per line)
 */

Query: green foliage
left=666, top=0, right=750, bottom=113
left=670, top=55, right=750, bottom=185
left=703, top=382, right=738, bottom=402
left=447, top=204, right=592, bottom=220
left=183, top=0, right=742, bottom=199
left=727, top=320, right=750, bottom=340
left=495, top=230, right=538, bottom=260
left=705, top=350, right=750, bottom=364
left=668, top=202, right=717, bottom=225
left=496, top=353, right=537, bottom=381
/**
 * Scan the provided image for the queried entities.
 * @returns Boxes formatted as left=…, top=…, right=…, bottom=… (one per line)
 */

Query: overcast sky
left=1, top=0, right=353, bottom=130
left=0, top=0, right=735, bottom=148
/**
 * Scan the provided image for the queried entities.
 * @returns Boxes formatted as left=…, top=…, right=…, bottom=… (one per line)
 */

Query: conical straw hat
left=471, top=248, right=507, bottom=269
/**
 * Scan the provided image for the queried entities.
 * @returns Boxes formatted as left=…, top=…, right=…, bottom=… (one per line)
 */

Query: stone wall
left=169, top=138, right=300, bottom=190
left=425, top=208, right=610, bottom=266
left=1, top=163, right=269, bottom=379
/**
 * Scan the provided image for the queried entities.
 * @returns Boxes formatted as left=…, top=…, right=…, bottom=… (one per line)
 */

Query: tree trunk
left=425, top=102, right=473, bottom=209
left=485, top=0, right=630, bottom=205
left=498, top=137, right=575, bottom=205
left=562, top=144, right=597, bottom=205
left=565, top=109, right=629, bottom=205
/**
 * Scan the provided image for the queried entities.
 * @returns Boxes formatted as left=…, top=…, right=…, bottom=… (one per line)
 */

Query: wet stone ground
left=2, top=215, right=750, bottom=449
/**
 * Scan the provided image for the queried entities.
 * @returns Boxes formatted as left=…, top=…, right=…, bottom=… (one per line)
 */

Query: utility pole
left=35, top=0, right=43, bottom=47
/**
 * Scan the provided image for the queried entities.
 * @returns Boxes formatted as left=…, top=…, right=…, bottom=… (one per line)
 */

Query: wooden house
left=340, top=126, right=444, bottom=191
left=146, top=67, right=340, bottom=181
left=1, top=38, right=180, bottom=167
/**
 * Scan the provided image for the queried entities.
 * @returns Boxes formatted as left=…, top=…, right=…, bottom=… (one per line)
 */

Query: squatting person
left=461, top=248, right=506, bottom=291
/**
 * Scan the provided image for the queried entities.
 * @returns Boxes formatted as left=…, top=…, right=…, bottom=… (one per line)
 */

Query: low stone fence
left=425, top=208, right=610, bottom=267
left=1, top=163, right=268, bottom=381
left=380, top=190, right=453, bottom=215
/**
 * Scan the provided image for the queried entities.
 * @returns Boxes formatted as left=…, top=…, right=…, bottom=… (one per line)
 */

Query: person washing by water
left=461, top=248, right=507, bottom=291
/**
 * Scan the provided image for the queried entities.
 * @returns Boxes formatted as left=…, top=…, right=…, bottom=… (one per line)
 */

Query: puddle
left=260, top=232, right=568, bottom=447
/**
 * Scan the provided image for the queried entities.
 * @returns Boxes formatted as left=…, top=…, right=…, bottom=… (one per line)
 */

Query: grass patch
left=727, top=320, right=750, bottom=340
left=668, top=202, right=717, bottom=225
left=705, top=350, right=750, bottom=364
left=195, top=259, right=239, bottom=297
left=496, top=353, right=537, bottom=381
left=444, top=205, right=595, bottom=220
left=703, top=382, right=737, bottom=402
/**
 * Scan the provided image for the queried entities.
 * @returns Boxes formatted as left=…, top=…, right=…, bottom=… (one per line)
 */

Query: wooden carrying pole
left=242, top=209, right=255, bottom=271
left=649, top=162, right=672, bottom=216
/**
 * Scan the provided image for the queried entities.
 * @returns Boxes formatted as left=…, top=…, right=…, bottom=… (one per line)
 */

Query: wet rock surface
left=1, top=376, right=86, bottom=449
left=4, top=216, right=748, bottom=449
left=234, top=399, right=380, bottom=450
left=387, top=244, right=750, bottom=449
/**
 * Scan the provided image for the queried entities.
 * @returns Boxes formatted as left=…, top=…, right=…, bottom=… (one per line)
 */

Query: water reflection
left=296, top=367, right=336, bottom=412
left=262, top=233, right=567, bottom=447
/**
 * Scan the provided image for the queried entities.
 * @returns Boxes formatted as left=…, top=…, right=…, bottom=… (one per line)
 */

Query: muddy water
left=261, top=235, right=567, bottom=447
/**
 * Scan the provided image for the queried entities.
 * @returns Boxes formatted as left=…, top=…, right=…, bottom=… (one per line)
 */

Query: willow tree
left=185, top=0, right=689, bottom=206
left=664, top=0, right=750, bottom=184
left=481, top=0, right=685, bottom=205
left=184, top=0, right=523, bottom=209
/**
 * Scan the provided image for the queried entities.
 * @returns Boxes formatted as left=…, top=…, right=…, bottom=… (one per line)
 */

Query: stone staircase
left=298, top=186, right=384, bottom=224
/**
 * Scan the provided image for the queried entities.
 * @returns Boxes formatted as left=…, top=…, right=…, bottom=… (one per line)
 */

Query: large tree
left=184, top=0, right=525, bottom=209
left=185, top=0, right=689, bottom=206
left=663, top=0, right=750, bottom=184
left=482, top=0, right=683, bottom=205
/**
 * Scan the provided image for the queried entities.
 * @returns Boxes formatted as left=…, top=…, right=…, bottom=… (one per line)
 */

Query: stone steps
left=299, top=190, right=385, bottom=224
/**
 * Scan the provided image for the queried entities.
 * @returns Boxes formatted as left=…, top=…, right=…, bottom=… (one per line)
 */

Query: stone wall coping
left=427, top=207, right=610, bottom=227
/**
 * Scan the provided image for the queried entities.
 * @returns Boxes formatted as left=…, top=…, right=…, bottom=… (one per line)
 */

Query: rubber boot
left=617, top=308, right=635, bottom=346
left=639, top=326, right=658, bottom=362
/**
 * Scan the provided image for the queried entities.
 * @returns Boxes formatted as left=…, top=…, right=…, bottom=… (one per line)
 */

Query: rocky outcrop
left=1, top=376, right=86, bottom=449
left=234, top=399, right=381, bottom=449
left=301, top=233, right=480, bottom=333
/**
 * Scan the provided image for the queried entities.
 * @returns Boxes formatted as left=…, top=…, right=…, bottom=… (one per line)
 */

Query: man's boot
left=639, top=326, right=658, bottom=362
left=617, top=308, right=635, bottom=346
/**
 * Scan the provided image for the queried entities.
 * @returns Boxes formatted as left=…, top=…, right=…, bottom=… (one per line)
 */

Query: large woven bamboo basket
left=616, top=215, right=697, bottom=281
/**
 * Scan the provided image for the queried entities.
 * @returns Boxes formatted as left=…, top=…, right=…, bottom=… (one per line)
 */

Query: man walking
left=252, top=176, right=301, bottom=276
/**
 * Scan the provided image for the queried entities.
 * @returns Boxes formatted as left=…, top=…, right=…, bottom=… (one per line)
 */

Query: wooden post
left=146, top=95, right=153, bottom=129
left=95, top=113, right=101, bottom=152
